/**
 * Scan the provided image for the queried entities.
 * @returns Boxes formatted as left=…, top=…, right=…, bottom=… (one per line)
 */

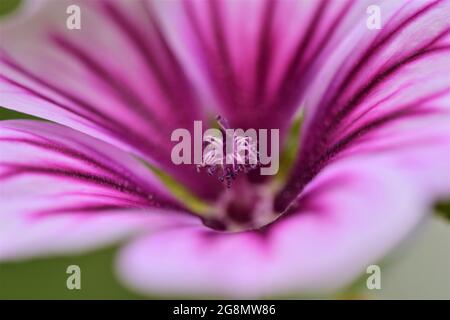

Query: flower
left=0, top=0, right=449, bottom=298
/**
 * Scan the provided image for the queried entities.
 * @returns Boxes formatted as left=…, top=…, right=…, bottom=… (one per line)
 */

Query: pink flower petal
left=277, top=0, right=450, bottom=210
left=0, top=208, right=200, bottom=261
left=0, top=120, right=199, bottom=260
left=117, top=154, right=432, bottom=298
left=0, top=0, right=222, bottom=199
left=115, top=1, right=450, bottom=297
left=0, top=0, right=374, bottom=189
left=152, top=0, right=372, bottom=131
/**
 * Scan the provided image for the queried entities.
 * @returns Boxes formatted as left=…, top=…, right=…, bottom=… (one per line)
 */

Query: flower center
left=196, top=116, right=261, bottom=188
left=202, top=179, right=280, bottom=232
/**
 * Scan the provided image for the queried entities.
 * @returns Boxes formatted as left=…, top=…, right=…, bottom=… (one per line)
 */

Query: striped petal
left=152, top=0, right=373, bottom=132
left=0, top=120, right=199, bottom=260
left=117, top=153, right=435, bottom=298
left=0, top=0, right=376, bottom=195
left=116, top=0, right=450, bottom=297
left=277, top=0, right=450, bottom=210
left=0, top=0, right=221, bottom=199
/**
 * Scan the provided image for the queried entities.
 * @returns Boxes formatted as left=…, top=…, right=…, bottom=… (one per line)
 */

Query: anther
left=197, top=116, right=260, bottom=187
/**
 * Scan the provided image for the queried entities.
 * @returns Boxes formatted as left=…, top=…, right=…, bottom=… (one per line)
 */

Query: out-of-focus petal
left=154, top=0, right=375, bottom=132
left=0, top=120, right=200, bottom=260
left=117, top=154, right=430, bottom=298
left=277, top=0, right=450, bottom=210
left=0, top=0, right=221, bottom=199
left=0, top=208, right=200, bottom=261
left=0, top=0, right=374, bottom=173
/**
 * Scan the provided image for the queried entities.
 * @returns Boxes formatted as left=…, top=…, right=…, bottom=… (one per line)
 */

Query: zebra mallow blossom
left=0, top=0, right=449, bottom=298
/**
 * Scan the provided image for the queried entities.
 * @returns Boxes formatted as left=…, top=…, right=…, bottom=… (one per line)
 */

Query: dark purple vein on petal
left=1, top=54, right=147, bottom=139
left=208, top=0, right=240, bottom=112
left=0, top=71, right=172, bottom=165
left=0, top=125, right=194, bottom=210
left=182, top=1, right=232, bottom=114
left=50, top=34, right=163, bottom=130
left=307, top=0, right=443, bottom=137
left=276, top=40, right=450, bottom=212
left=143, top=2, right=202, bottom=118
left=253, top=0, right=277, bottom=111
left=0, top=74, right=108, bottom=129
left=302, top=7, right=450, bottom=166
left=328, top=87, right=450, bottom=161
left=268, top=0, right=328, bottom=123
left=0, top=163, right=182, bottom=210
left=327, top=33, right=450, bottom=135
left=0, top=136, right=150, bottom=192
left=305, top=0, right=353, bottom=68
left=34, top=204, right=147, bottom=216
left=100, top=1, right=201, bottom=125
left=274, top=107, right=429, bottom=213
left=55, top=191, right=153, bottom=206
left=100, top=1, right=176, bottom=103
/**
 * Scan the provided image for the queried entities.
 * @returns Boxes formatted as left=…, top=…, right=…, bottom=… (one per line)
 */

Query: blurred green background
left=0, top=0, right=21, bottom=18
left=0, top=0, right=449, bottom=300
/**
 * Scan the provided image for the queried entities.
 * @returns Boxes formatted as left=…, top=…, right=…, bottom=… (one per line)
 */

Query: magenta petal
left=0, top=0, right=222, bottom=199
left=1, top=0, right=450, bottom=298
left=0, top=120, right=199, bottom=260
left=0, top=120, right=181, bottom=210
left=0, top=208, right=199, bottom=261
left=117, top=153, right=438, bottom=298
left=0, top=0, right=371, bottom=137
left=152, top=0, right=371, bottom=131
left=277, top=0, right=450, bottom=210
